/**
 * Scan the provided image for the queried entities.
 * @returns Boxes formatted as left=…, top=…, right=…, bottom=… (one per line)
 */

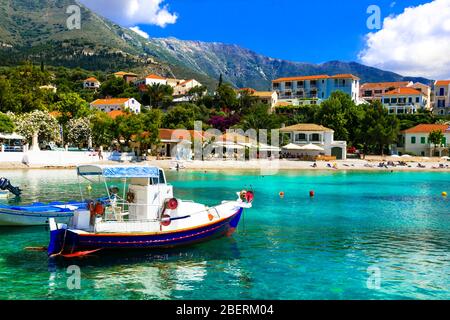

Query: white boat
left=48, top=165, right=254, bottom=257
left=0, top=190, right=9, bottom=199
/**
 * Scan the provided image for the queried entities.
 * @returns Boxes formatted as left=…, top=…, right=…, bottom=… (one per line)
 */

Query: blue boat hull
left=48, top=208, right=243, bottom=256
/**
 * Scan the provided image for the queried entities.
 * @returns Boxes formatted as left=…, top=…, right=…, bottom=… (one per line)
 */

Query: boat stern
left=47, top=218, right=66, bottom=257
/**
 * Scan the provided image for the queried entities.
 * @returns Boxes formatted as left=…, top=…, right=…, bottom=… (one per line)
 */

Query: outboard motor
left=0, top=177, right=22, bottom=197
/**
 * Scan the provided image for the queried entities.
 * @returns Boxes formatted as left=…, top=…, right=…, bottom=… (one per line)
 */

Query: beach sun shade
left=0, top=133, right=25, bottom=140
left=297, top=143, right=325, bottom=151
left=282, top=143, right=304, bottom=150
left=77, top=165, right=160, bottom=178
left=441, top=156, right=450, bottom=160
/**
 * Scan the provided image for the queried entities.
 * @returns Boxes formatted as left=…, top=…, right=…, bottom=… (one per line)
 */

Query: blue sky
left=137, top=0, right=429, bottom=63
left=80, top=0, right=450, bottom=79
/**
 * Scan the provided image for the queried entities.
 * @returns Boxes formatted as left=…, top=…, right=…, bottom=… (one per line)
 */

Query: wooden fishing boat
left=48, top=165, right=253, bottom=257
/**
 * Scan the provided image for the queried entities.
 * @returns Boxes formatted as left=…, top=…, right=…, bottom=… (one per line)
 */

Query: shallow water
left=0, top=169, right=449, bottom=300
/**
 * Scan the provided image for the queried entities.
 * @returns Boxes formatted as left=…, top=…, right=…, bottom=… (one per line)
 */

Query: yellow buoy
left=87, top=185, right=92, bottom=191
left=442, top=192, right=447, bottom=197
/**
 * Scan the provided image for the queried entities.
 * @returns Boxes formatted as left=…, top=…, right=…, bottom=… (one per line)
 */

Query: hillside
left=0, top=0, right=431, bottom=91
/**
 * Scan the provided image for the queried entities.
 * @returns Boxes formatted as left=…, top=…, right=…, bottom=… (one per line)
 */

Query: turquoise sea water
left=0, top=169, right=449, bottom=300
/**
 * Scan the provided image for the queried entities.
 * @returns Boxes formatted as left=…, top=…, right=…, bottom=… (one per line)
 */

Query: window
left=416, top=97, right=420, bottom=103
left=295, top=133, right=307, bottom=141
left=439, top=88, right=445, bottom=96
left=285, top=82, right=292, bottom=88
left=384, top=98, right=390, bottom=104
left=321, top=92, right=324, bottom=98
left=437, top=100, right=445, bottom=108
left=408, top=97, right=412, bottom=103
left=297, top=81, right=304, bottom=87
left=411, top=136, right=416, bottom=144
left=159, top=170, right=166, bottom=183
left=310, top=133, right=320, bottom=141
left=421, top=137, right=426, bottom=144
left=374, top=90, right=382, bottom=94
left=364, top=90, right=372, bottom=97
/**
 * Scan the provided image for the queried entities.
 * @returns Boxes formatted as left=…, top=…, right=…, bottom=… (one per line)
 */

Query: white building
left=173, top=79, right=203, bottom=96
left=398, top=124, right=450, bottom=157
left=90, top=98, right=141, bottom=114
left=434, top=80, right=450, bottom=115
left=280, top=123, right=347, bottom=160
left=134, top=74, right=168, bottom=87
left=272, top=74, right=360, bottom=108
left=381, top=87, right=428, bottom=114
left=83, top=77, right=100, bottom=90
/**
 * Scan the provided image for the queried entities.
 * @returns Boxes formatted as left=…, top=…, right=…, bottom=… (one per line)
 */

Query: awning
left=0, top=133, right=25, bottom=140
left=282, top=143, right=304, bottom=150
left=77, top=165, right=160, bottom=178
left=259, top=144, right=281, bottom=152
left=298, top=143, right=325, bottom=151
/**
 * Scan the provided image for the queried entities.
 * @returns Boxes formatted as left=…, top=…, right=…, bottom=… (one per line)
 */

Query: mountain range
left=0, top=0, right=431, bottom=90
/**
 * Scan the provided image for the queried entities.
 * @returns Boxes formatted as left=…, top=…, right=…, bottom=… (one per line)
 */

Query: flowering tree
left=66, top=117, right=92, bottom=148
left=9, top=111, right=60, bottom=149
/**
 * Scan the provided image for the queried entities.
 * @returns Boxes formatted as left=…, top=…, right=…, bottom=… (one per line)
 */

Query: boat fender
left=245, top=191, right=254, bottom=203
left=126, top=191, right=135, bottom=203
left=240, top=190, right=247, bottom=201
left=166, top=198, right=178, bottom=210
left=94, top=202, right=104, bottom=216
left=161, top=214, right=171, bottom=227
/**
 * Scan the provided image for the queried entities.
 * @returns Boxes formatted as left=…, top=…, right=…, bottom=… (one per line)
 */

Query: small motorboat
left=0, top=201, right=88, bottom=226
left=48, top=165, right=253, bottom=257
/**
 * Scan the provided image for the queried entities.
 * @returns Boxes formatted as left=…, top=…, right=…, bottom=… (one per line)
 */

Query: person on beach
left=98, top=149, right=103, bottom=161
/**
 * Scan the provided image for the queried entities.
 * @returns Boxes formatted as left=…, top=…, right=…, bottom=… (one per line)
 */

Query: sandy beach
left=1, top=156, right=450, bottom=172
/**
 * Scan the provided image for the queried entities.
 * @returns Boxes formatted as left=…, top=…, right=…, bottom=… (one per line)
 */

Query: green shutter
left=442, top=137, right=447, bottom=145
left=421, top=137, right=426, bottom=144
left=411, top=136, right=416, bottom=144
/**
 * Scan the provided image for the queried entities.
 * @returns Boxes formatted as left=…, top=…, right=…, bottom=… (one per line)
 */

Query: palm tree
left=145, top=83, right=173, bottom=109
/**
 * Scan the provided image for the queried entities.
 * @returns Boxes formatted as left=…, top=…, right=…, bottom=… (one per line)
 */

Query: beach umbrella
left=298, top=143, right=325, bottom=151
left=401, top=154, right=412, bottom=158
left=391, top=155, right=400, bottom=158
left=441, top=156, right=450, bottom=160
left=282, top=143, right=304, bottom=150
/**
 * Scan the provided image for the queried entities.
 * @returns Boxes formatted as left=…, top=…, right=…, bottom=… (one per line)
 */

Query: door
left=331, top=147, right=343, bottom=160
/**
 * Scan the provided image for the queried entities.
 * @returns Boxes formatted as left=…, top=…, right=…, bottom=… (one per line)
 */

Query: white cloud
left=359, top=0, right=450, bottom=79
left=130, top=26, right=150, bottom=39
left=79, top=0, right=178, bottom=28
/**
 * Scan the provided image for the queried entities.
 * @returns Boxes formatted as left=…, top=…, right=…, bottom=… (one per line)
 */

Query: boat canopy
left=77, top=165, right=161, bottom=178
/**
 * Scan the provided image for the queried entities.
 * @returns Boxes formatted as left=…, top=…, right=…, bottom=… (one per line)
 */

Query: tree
left=429, top=130, right=444, bottom=156
left=51, top=92, right=91, bottom=125
left=188, top=85, right=207, bottom=102
left=10, top=110, right=61, bottom=148
left=215, top=83, right=238, bottom=111
left=142, top=83, right=173, bottom=109
left=90, top=111, right=114, bottom=147
left=163, top=103, right=209, bottom=129
left=67, top=117, right=92, bottom=148
left=114, top=113, right=145, bottom=147
left=361, top=101, right=400, bottom=156
left=238, top=103, right=280, bottom=130
left=100, top=77, right=129, bottom=97
left=0, top=112, right=14, bottom=133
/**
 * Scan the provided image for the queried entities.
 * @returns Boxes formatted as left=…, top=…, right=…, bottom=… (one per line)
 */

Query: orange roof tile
left=114, top=71, right=138, bottom=77
left=159, top=129, right=205, bottom=141
left=84, top=77, right=99, bottom=82
left=361, top=81, right=411, bottom=90
left=146, top=74, right=165, bottom=80
left=435, top=80, right=450, bottom=86
left=330, top=74, right=360, bottom=80
left=107, top=110, right=127, bottom=119
left=384, top=87, right=424, bottom=96
left=91, top=98, right=130, bottom=105
left=402, top=124, right=450, bottom=134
